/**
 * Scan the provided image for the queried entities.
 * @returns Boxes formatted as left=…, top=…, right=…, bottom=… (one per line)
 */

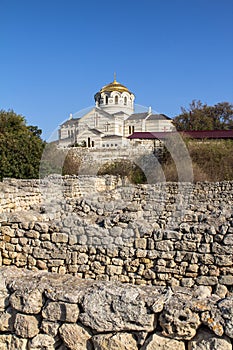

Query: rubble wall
left=0, top=178, right=232, bottom=291
left=0, top=267, right=232, bottom=350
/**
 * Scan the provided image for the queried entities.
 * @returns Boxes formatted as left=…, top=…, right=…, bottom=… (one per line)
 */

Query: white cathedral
left=58, top=76, right=174, bottom=148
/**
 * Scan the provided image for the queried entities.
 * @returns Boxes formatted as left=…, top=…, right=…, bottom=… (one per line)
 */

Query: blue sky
left=1, top=0, right=233, bottom=140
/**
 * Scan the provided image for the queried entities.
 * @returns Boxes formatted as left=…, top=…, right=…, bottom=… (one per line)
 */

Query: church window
left=105, top=96, right=108, bottom=104
left=128, top=125, right=135, bottom=134
left=94, top=115, right=99, bottom=127
left=124, top=96, right=127, bottom=105
left=92, top=141, right=94, bottom=147
left=115, top=95, right=118, bottom=104
left=105, top=122, right=110, bottom=132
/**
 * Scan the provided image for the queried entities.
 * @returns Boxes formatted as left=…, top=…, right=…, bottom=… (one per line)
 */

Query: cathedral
left=58, top=76, right=174, bottom=148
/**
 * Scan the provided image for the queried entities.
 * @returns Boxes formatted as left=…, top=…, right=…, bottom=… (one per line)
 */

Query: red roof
left=128, top=130, right=233, bottom=140
left=181, top=130, right=233, bottom=139
left=128, top=132, right=173, bottom=139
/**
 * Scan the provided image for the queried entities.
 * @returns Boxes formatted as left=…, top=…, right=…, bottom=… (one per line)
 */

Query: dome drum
left=95, top=77, right=135, bottom=114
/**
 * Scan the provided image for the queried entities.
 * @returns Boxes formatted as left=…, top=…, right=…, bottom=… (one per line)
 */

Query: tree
left=0, top=110, right=45, bottom=180
left=173, top=100, right=233, bottom=131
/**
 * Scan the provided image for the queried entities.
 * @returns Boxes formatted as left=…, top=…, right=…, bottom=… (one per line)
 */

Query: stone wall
left=0, top=176, right=122, bottom=213
left=0, top=179, right=41, bottom=213
left=0, top=266, right=232, bottom=350
left=0, top=178, right=232, bottom=291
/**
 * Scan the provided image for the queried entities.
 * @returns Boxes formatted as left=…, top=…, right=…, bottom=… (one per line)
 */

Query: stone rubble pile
left=0, top=266, right=232, bottom=350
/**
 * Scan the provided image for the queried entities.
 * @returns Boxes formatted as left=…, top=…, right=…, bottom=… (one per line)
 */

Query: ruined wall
left=0, top=266, right=232, bottom=350
left=0, top=176, right=122, bottom=213
left=0, top=178, right=232, bottom=291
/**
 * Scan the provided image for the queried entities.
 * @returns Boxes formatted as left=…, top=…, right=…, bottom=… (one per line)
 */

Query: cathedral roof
left=127, top=112, right=148, bottom=120
left=100, top=75, right=133, bottom=95
left=147, top=113, right=171, bottom=120
left=127, top=113, right=171, bottom=121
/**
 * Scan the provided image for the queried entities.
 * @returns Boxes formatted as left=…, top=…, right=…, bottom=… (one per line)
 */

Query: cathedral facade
left=58, top=77, right=174, bottom=148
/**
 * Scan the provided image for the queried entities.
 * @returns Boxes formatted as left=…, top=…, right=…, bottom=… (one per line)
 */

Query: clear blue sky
left=1, top=0, right=233, bottom=140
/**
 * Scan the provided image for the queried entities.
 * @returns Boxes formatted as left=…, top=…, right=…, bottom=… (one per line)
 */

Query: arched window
left=124, top=96, right=127, bottom=105
left=115, top=95, right=118, bottom=104
left=105, top=96, right=108, bottom=104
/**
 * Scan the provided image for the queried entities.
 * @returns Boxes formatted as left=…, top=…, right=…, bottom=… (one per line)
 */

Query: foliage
left=97, top=160, right=147, bottom=184
left=161, top=139, right=233, bottom=182
left=173, top=100, right=233, bottom=131
left=0, top=110, right=45, bottom=180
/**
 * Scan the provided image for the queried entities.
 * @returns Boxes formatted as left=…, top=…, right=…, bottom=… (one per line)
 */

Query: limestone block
left=41, top=320, right=60, bottom=337
left=0, top=334, right=28, bottom=350
left=218, top=296, right=233, bottom=338
left=77, top=253, right=89, bottom=264
left=164, top=230, right=183, bottom=240
left=135, top=238, right=147, bottom=249
left=0, top=226, right=15, bottom=237
left=201, top=307, right=224, bottom=336
left=25, top=230, right=40, bottom=239
left=59, top=323, right=92, bottom=350
left=188, top=328, right=232, bottom=350
left=51, top=232, right=68, bottom=243
left=28, top=334, right=55, bottom=350
left=219, top=275, right=233, bottom=285
left=215, top=284, right=228, bottom=298
left=106, top=265, right=122, bottom=276
left=42, top=301, right=79, bottom=322
left=215, top=255, right=232, bottom=266
left=181, top=278, right=195, bottom=288
left=34, top=222, right=49, bottom=233
left=196, top=276, right=218, bottom=286
left=36, top=260, right=47, bottom=270
left=0, top=307, right=16, bottom=332
left=79, top=283, right=155, bottom=332
left=223, top=234, right=233, bottom=245
left=155, top=241, right=174, bottom=251
left=141, top=332, right=185, bottom=350
left=159, top=297, right=201, bottom=340
left=14, top=313, right=39, bottom=338
left=175, top=241, right=197, bottom=251
left=10, top=289, right=43, bottom=314
left=92, top=332, right=138, bottom=350
left=136, top=249, right=147, bottom=258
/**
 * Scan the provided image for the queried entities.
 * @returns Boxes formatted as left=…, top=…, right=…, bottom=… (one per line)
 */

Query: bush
left=97, top=160, right=147, bottom=184
left=161, top=139, right=233, bottom=182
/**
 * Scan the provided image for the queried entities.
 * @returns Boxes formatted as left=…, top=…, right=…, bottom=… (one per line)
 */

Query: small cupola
left=94, top=74, right=135, bottom=115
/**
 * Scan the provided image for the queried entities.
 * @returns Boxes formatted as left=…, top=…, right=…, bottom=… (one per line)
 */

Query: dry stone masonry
left=0, top=266, right=232, bottom=350
left=0, top=176, right=232, bottom=349
left=0, top=177, right=232, bottom=290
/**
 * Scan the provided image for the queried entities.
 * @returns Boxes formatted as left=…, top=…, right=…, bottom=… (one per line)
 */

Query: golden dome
left=100, top=75, right=132, bottom=94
